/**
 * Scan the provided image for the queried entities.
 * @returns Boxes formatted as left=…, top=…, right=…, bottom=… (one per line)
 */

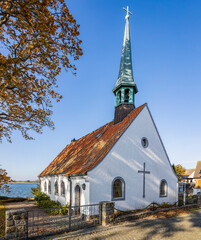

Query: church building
left=39, top=7, right=178, bottom=210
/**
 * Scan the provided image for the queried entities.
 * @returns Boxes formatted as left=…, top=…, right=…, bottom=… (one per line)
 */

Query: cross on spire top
left=123, top=6, right=132, bottom=19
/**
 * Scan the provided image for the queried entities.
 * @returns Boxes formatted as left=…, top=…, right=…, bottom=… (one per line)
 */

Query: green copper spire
left=113, top=6, right=138, bottom=95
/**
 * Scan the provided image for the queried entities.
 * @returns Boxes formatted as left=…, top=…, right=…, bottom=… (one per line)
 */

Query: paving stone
left=60, top=209, right=201, bottom=240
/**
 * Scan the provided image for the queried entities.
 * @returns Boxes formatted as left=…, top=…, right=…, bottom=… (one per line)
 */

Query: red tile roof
left=39, top=103, right=146, bottom=177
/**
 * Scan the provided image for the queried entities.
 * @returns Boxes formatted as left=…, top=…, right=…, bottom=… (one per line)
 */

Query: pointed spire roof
left=113, top=6, right=138, bottom=93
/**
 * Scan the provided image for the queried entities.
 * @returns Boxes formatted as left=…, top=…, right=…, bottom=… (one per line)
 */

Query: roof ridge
left=39, top=103, right=146, bottom=177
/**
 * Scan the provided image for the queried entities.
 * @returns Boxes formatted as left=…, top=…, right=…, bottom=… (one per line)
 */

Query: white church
left=39, top=7, right=178, bottom=210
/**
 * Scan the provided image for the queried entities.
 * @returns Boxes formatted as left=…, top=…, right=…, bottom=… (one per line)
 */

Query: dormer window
left=124, top=89, right=129, bottom=103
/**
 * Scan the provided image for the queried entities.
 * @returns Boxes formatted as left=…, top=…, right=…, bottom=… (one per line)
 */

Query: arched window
left=124, top=89, right=129, bottom=103
left=61, top=181, right=65, bottom=196
left=160, top=180, right=168, bottom=197
left=118, top=91, right=122, bottom=104
left=44, top=181, right=47, bottom=192
left=54, top=181, right=58, bottom=195
left=48, top=181, right=51, bottom=194
left=112, top=177, right=125, bottom=200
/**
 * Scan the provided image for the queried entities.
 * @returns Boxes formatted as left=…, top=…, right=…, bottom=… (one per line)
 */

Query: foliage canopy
left=172, top=164, right=186, bottom=182
left=0, top=0, right=83, bottom=142
left=0, top=168, right=12, bottom=192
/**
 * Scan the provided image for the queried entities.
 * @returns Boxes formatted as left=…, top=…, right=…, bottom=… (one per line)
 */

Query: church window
left=160, top=180, right=167, bottom=197
left=54, top=181, right=58, bottom=195
left=44, top=182, right=47, bottom=192
left=141, top=137, right=149, bottom=148
left=118, top=91, right=122, bottom=104
left=124, top=89, right=129, bottom=103
left=61, top=181, right=65, bottom=196
left=112, top=177, right=125, bottom=200
left=48, top=181, right=51, bottom=194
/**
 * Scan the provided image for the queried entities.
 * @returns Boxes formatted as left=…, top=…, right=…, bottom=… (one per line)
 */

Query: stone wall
left=99, top=201, right=114, bottom=226
left=5, top=209, right=28, bottom=239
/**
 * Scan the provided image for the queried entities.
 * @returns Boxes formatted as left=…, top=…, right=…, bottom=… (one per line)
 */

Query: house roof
left=182, top=168, right=195, bottom=179
left=39, top=103, right=146, bottom=177
left=193, top=161, right=201, bottom=179
left=183, top=169, right=195, bottom=176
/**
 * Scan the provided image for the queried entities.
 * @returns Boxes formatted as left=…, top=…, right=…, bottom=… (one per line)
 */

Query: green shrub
left=31, top=184, right=40, bottom=196
left=34, top=191, right=69, bottom=215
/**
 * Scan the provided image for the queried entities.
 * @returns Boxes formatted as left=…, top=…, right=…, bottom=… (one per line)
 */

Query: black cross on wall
left=138, top=162, right=150, bottom=198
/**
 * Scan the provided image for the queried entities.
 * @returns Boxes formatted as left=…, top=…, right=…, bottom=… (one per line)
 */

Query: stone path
left=53, top=209, right=201, bottom=240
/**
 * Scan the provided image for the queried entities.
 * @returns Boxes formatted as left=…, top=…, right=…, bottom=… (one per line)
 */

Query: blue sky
left=1, top=0, right=201, bottom=180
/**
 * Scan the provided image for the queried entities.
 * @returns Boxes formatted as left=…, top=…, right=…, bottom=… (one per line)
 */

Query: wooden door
left=74, top=185, right=81, bottom=214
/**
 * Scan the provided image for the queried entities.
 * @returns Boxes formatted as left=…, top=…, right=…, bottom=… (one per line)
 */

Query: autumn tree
left=0, top=168, right=12, bottom=192
left=0, top=0, right=83, bottom=142
left=172, top=164, right=186, bottom=182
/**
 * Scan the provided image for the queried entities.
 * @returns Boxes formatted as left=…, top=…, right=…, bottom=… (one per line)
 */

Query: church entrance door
left=74, top=185, right=81, bottom=214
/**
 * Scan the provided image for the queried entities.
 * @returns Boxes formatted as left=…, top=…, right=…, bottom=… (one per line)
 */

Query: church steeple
left=113, top=6, right=138, bottom=125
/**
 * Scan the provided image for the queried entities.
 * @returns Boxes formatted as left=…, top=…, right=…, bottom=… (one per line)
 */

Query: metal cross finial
left=123, top=6, right=132, bottom=19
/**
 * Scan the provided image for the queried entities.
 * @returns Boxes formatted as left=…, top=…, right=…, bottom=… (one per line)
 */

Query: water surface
left=0, top=183, right=37, bottom=198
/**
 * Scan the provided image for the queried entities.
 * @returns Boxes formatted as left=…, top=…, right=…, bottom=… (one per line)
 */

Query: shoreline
left=11, top=182, right=39, bottom=184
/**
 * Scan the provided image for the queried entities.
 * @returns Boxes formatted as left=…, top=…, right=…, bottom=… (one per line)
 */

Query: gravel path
left=4, top=200, right=37, bottom=210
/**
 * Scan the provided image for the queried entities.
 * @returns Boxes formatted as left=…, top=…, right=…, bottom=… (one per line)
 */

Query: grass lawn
left=0, top=201, right=5, bottom=237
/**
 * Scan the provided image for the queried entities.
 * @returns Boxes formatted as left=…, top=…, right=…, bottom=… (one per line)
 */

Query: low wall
left=5, top=209, right=28, bottom=239
left=114, top=204, right=200, bottom=223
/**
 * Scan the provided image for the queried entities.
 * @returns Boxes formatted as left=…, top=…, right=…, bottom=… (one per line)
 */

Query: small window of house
left=61, top=181, right=65, bottom=196
left=160, top=180, right=167, bottom=197
left=112, top=177, right=125, bottom=200
left=48, top=181, right=51, bottom=194
left=141, top=137, right=149, bottom=148
left=54, top=181, right=58, bottom=195
left=118, top=91, right=122, bottom=104
left=124, top=89, right=129, bottom=103
left=44, top=182, right=47, bottom=192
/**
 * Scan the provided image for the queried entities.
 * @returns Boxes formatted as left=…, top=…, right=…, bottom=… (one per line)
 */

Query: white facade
left=40, top=105, right=178, bottom=210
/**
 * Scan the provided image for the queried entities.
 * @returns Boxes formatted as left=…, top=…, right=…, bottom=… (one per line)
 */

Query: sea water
left=0, top=183, right=38, bottom=198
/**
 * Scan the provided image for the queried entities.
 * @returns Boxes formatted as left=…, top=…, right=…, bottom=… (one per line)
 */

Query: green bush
left=31, top=184, right=40, bottom=196
left=34, top=191, right=68, bottom=215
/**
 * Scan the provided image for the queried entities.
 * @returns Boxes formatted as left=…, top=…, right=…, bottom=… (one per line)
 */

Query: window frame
left=48, top=180, right=51, bottom=194
left=54, top=180, right=59, bottom=195
left=141, top=137, right=149, bottom=148
left=111, top=177, right=125, bottom=201
left=44, top=181, right=47, bottom=192
left=118, top=90, right=122, bottom=104
left=160, top=179, right=168, bottom=197
left=124, top=89, right=130, bottom=103
left=60, top=181, right=65, bottom=197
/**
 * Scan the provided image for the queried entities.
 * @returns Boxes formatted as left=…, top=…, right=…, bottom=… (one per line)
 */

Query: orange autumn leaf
left=0, top=0, right=83, bottom=142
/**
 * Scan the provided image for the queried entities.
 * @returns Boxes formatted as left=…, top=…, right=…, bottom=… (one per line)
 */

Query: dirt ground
left=4, top=200, right=37, bottom=210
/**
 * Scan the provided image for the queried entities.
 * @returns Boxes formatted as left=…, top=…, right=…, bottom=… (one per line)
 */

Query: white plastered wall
left=39, top=175, right=90, bottom=207
left=88, top=105, right=178, bottom=210
left=71, top=176, right=90, bottom=206
left=40, top=175, right=70, bottom=205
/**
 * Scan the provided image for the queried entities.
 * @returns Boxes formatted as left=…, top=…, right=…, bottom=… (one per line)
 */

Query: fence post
left=99, top=201, right=114, bottom=226
left=5, top=208, right=28, bottom=240
left=68, top=206, right=72, bottom=231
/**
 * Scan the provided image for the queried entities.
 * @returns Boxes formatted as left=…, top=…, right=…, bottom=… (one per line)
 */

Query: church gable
left=88, top=105, right=177, bottom=208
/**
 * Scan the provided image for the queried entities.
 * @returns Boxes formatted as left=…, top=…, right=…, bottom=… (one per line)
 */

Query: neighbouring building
left=192, top=161, right=201, bottom=195
left=39, top=7, right=178, bottom=210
